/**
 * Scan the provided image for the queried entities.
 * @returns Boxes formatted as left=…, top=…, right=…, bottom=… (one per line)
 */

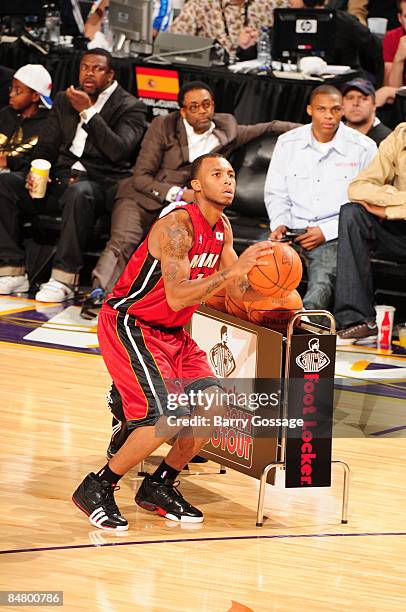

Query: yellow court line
left=0, top=315, right=98, bottom=333
left=0, top=306, right=42, bottom=316
left=337, top=346, right=406, bottom=360
left=0, top=295, right=38, bottom=304
left=0, top=340, right=101, bottom=359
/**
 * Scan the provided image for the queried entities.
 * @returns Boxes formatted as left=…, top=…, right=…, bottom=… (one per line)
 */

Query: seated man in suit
left=0, top=49, right=147, bottom=301
left=82, top=80, right=299, bottom=317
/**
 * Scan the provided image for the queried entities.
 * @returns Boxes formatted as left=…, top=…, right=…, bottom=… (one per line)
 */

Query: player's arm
left=151, top=210, right=272, bottom=311
left=219, top=214, right=272, bottom=302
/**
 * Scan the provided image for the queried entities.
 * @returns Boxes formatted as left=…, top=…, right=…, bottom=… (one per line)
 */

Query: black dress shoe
left=80, top=287, right=106, bottom=320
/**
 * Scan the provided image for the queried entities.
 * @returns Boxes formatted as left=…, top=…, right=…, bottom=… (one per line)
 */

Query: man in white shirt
left=81, top=80, right=299, bottom=318
left=265, top=84, right=377, bottom=311
left=0, top=49, right=147, bottom=302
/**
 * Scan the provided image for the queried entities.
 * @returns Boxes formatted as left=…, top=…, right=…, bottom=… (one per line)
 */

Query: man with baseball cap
left=342, top=78, right=392, bottom=145
left=0, top=64, right=52, bottom=176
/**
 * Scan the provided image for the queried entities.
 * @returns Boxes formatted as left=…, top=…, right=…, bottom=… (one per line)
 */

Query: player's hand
left=231, top=241, right=273, bottom=277
left=0, top=153, right=7, bottom=169
left=238, top=26, right=258, bottom=50
left=395, top=36, right=406, bottom=62
left=221, top=213, right=233, bottom=247
left=294, top=226, right=325, bottom=250
left=66, top=86, right=92, bottom=113
left=269, top=225, right=288, bottom=241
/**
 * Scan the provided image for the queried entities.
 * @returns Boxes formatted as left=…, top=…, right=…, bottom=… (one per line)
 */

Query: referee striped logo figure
left=296, top=338, right=330, bottom=373
left=209, top=325, right=236, bottom=378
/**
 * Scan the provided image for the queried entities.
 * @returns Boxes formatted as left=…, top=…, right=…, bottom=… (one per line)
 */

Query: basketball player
left=72, top=153, right=273, bottom=530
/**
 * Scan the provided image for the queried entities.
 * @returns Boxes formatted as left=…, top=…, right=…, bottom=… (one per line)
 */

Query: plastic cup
left=396, top=323, right=406, bottom=348
left=367, top=18, right=388, bottom=36
left=30, top=159, right=51, bottom=199
left=375, top=305, right=396, bottom=349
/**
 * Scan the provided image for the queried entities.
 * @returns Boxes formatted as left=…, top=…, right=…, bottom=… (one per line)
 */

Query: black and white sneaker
left=72, top=473, right=128, bottom=531
left=135, top=474, right=204, bottom=523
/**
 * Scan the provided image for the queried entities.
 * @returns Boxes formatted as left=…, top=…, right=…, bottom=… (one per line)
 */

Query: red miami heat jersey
left=104, top=203, right=225, bottom=327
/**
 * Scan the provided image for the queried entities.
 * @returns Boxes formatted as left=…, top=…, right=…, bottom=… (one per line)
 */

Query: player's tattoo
left=237, top=277, right=250, bottom=295
left=162, top=219, right=192, bottom=259
left=203, top=270, right=228, bottom=298
left=163, top=261, right=179, bottom=282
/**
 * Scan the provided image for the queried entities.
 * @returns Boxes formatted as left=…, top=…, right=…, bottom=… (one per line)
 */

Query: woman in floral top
left=170, top=0, right=287, bottom=59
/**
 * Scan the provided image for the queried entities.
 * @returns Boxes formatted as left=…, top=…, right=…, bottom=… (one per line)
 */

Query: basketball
left=247, top=242, right=303, bottom=298
left=225, top=294, right=249, bottom=321
left=204, top=286, right=227, bottom=312
left=246, top=290, right=303, bottom=333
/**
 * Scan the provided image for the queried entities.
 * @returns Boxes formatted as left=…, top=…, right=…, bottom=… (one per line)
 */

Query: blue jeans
left=297, top=239, right=338, bottom=311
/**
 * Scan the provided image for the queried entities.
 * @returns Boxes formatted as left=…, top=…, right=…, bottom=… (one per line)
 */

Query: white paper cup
left=375, top=305, right=395, bottom=349
left=30, top=159, right=51, bottom=199
left=368, top=17, right=388, bottom=36
left=396, top=323, right=406, bottom=348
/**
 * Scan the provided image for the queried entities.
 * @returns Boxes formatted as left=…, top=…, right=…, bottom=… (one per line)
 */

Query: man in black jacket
left=0, top=49, right=147, bottom=301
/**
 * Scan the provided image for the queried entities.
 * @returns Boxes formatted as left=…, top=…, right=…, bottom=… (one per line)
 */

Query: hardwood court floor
left=0, top=342, right=405, bottom=612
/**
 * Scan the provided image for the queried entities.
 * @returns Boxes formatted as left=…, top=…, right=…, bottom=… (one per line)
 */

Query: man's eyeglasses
left=183, top=100, right=213, bottom=113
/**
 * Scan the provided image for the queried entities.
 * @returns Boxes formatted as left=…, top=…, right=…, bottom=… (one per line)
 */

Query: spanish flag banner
left=135, top=67, right=180, bottom=101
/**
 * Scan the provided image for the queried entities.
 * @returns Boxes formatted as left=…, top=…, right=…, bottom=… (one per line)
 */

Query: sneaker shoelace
left=100, top=483, right=121, bottom=514
left=159, top=479, right=184, bottom=501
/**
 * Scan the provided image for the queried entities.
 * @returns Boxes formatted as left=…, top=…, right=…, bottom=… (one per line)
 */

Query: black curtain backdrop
left=0, top=42, right=361, bottom=123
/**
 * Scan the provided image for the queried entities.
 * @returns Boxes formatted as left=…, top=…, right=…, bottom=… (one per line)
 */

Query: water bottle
left=44, top=3, right=61, bottom=44
left=257, top=27, right=271, bottom=69
left=101, top=8, right=114, bottom=49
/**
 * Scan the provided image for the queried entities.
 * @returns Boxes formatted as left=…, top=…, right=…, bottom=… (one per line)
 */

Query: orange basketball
left=246, top=290, right=303, bottom=333
left=225, top=294, right=249, bottom=321
left=247, top=242, right=303, bottom=298
left=204, top=287, right=227, bottom=312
